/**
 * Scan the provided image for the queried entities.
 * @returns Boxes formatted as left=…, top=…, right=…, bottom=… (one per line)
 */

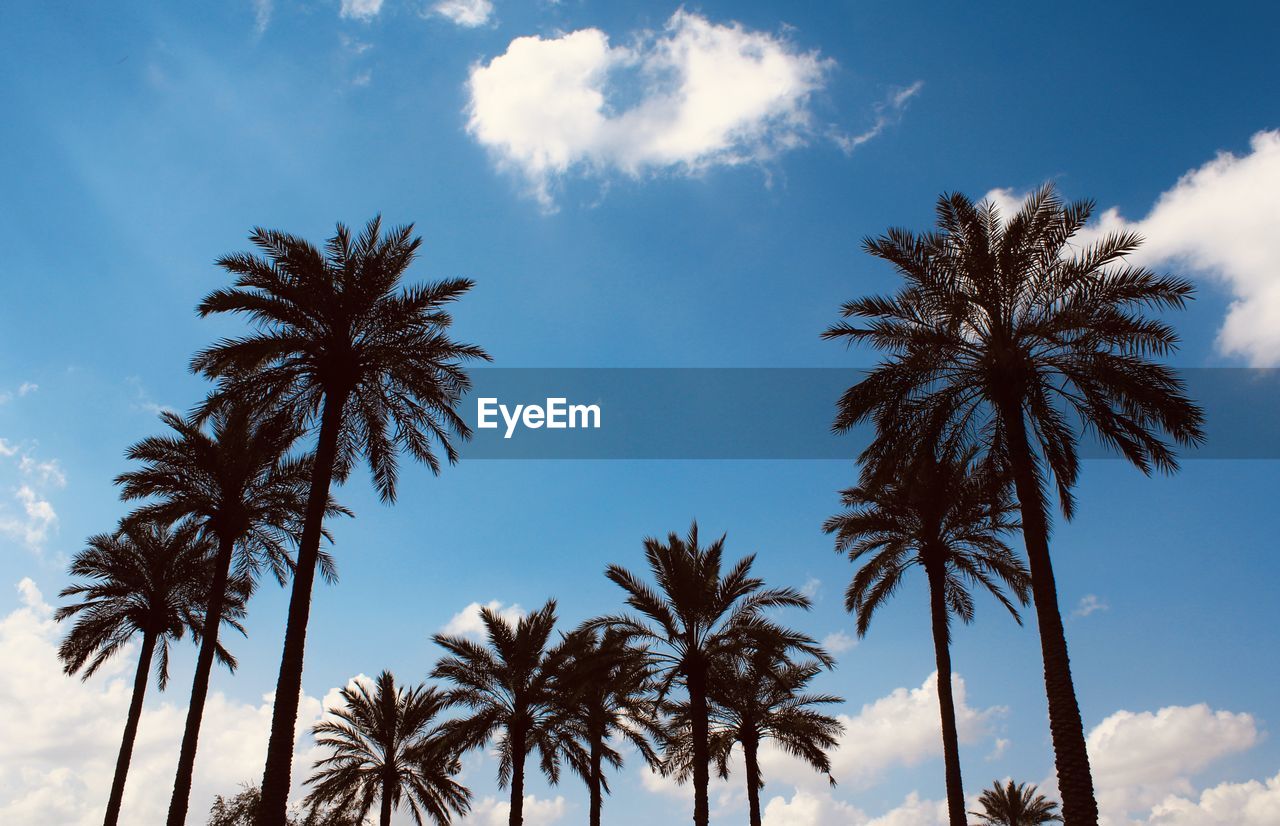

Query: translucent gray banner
left=455, top=368, right=1280, bottom=460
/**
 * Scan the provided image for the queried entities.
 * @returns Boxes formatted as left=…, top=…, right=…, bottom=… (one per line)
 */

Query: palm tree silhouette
left=116, top=402, right=343, bottom=826
left=55, top=518, right=246, bottom=826
left=192, top=216, right=490, bottom=823
left=431, top=601, right=578, bottom=826
left=823, top=185, right=1205, bottom=823
left=595, top=523, right=828, bottom=826
left=555, top=627, right=663, bottom=826
left=302, top=671, right=471, bottom=826
left=668, top=642, right=843, bottom=826
left=970, top=780, right=1063, bottom=825
left=823, top=444, right=1028, bottom=826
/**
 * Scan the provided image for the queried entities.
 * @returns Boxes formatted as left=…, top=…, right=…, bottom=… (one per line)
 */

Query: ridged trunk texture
left=926, top=558, right=966, bottom=826
left=257, top=391, right=347, bottom=825
left=166, top=532, right=235, bottom=826
left=103, top=631, right=156, bottom=826
left=999, top=396, right=1099, bottom=825
left=689, top=664, right=710, bottom=826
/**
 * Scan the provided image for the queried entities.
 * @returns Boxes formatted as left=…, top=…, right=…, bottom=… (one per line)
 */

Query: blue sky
left=2, top=2, right=1279, bottom=824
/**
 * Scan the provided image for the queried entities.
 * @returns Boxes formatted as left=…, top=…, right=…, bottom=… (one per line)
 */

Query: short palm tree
left=431, top=601, right=578, bottom=826
left=970, top=780, right=1062, bottom=825
left=116, top=401, right=341, bottom=826
left=823, top=443, right=1028, bottom=826
left=595, top=523, right=829, bottom=826
left=303, top=671, right=471, bottom=826
left=56, top=518, right=245, bottom=826
left=823, top=185, right=1205, bottom=823
left=192, top=216, right=490, bottom=823
left=555, top=627, right=663, bottom=826
left=670, top=642, right=844, bottom=826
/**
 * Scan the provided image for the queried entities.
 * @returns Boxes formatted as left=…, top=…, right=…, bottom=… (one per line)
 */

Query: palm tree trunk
left=999, top=397, right=1099, bottom=825
left=103, top=631, right=156, bottom=826
left=743, top=731, right=763, bottom=826
left=589, top=728, right=603, bottom=826
left=925, top=559, right=966, bottom=826
left=689, top=665, right=711, bottom=826
left=380, top=769, right=394, bottom=826
left=166, top=532, right=235, bottom=826
left=258, top=390, right=348, bottom=826
left=509, top=723, right=527, bottom=826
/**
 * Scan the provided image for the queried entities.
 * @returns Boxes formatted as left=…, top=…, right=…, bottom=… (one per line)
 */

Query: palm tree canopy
left=823, top=443, right=1030, bottom=637
left=303, top=671, right=471, bottom=826
left=554, top=626, right=664, bottom=793
left=970, top=780, right=1063, bottom=825
left=823, top=184, right=1205, bottom=518
left=595, top=522, right=830, bottom=697
left=116, top=401, right=346, bottom=587
left=431, top=600, right=580, bottom=789
left=55, top=518, right=247, bottom=688
left=667, top=643, right=845, bottom=786
left=191, top=216, right=491, bottom=502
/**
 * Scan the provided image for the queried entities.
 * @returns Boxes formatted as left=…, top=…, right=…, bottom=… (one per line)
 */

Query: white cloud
left=831, top=82, right=922, bottom=153
left=432, top=0, right=494, bottom=28
left=463, top=794, right=568, bottom=825
left=1073, top=594, right=1109, bottom=618
left=0, top=578, right=332, bottom=825
left=252, top=0, right=272, bottom=35
left=441, top=600, right=526, bottom=638
left=762, top=788, right=948, bottom=826
left=800, top=577, right=822, bottom=599
left=985, top=737, right=1010, bottom=761
left=989, top=130, right=1280, bottom=366
left=1088, top=703, right=1261, bottom=818
left=340, top=0, right=384, bottom=21
left=466, top=11, right=838, bottom=208
left=0, top=440, right=65, bottom=551
left=821, top=630, right=857, bottom=654
left=1136, top=770, right=1280, bottom=825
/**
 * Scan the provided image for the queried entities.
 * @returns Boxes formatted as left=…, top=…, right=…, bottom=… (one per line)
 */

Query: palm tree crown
left=970, top=780, right=1063, bottom=825
left=303, top=671, right=471, bottom=826
left=431, top=600, right=578, bottom=826
left=823, top=184, right=1205, bottom=824
left=596, top=523, right=828, bottom=826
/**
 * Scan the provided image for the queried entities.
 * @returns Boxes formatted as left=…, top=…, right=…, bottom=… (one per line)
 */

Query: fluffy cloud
left=762, top=788, right=948, bottom=826
left=989, top=129, right=1280, bottom=366
left=466, top=11, right=845, bottom=208
left=821, top=630, right=857, bottom=654
left=1088, top=703, right=1261, bottom=818
left=1136, top=770, right=1280, bottom=825
left=340, top=0, right=384, bottom=21
left=440, top=599, right=526, bottom=637
left=463, top=794, right=569, bottom=825
left=0, top=439, right=65, bottom=551
left=432, top=0, right=494, bottom=28
left=0, top=578, right=331, bottom=825
left=1073, top=594, right=1109, bottom=618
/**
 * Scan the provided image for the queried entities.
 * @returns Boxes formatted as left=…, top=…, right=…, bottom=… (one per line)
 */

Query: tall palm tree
left=970, top=780, right=1062, bottom=825
left=431, top=601, right=578, bottom=826
left=116, top=402, right=342, bottom=826
left=669, top=643, right=844, bottom=826
left=823, top=443, right=1029, bottom=826
left=55, top=518, right=245, bottom=826
left=303, top=671, right=471, bottom=826
left=191, top=216, right=490, bottom=823
left=555, top=627, right=663, bottom=826
left=823, top=185, right=1205, bottom=823
left=595, top=523, right=829, bottom=826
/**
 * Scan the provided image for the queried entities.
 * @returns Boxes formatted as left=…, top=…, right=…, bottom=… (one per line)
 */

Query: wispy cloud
left=432, top=0, right=494, bottom=28
left=830, top=80, right=923, bottom=154
left=1073, top=594, right=1109, bottom=618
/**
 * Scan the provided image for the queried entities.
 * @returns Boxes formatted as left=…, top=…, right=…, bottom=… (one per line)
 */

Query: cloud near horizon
left=466, top=11, right=907, bottom=208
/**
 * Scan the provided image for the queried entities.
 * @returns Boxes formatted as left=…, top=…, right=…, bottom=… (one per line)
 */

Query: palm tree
left=669, top=642, right=844, bottom=826
left=823, top=443, right=1029, bottom=826
left=555, top=627, right=663, bottom=826
left=303, top=671, right=471, bottom=826
left=431, top=601, right=578, bottom=826
left=56, top=518, right=245, bottom=826
left=191, top=216, right=490, bottom=823
left=823, top=185, right=1205, bottom=823
left=116, top=402, right=342, bottom=826
left=970, top=780, right=1062, bottom=825
left=595, top=523, right=829, bottom=826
